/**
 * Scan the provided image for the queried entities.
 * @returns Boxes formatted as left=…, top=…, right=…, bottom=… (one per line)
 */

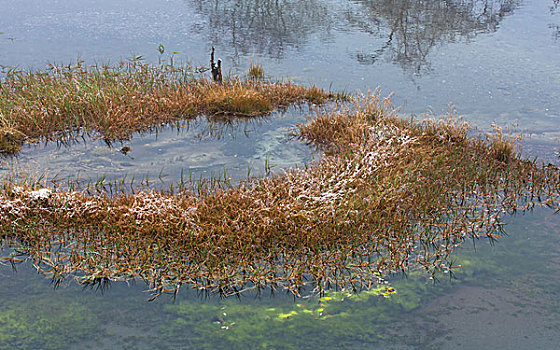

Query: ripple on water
left=1, top=106, right=319, bottom=188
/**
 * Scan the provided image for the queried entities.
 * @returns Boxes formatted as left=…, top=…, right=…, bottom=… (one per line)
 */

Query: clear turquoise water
left=1, top=0, right=559, bottom=348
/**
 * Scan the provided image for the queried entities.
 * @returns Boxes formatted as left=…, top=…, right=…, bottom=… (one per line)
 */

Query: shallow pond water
left=2, top=0, right=559, bottom=137
left=1, top=0, right=560, bottom=348
left=1, top=106, right=317, bottom=188
left=1, top=209, right=558, bottom=349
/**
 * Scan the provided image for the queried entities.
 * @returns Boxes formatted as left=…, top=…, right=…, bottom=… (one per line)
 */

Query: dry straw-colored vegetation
left=248, top=61, right=266, bottom=80
left=0, top=58, right=333, bottom=154
left=1, top=91, right=559, bottom=297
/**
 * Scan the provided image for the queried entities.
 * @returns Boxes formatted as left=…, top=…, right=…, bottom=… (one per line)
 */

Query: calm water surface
left=1, top=0, right=559, bottom=348
left=1, top=107, right=317, bottom=188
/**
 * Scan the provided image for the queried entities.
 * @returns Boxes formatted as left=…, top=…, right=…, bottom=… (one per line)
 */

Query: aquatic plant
left=0, top=297, right=98, bottom=350
left=0, top=58, right=334, bottom=154
left=1, top=92, right=559, bottom=298
left=2, top=210, right=557, bottom=350
left=161, top=289, right=400, bottom=349
left=248, top=61, right=265, bottom=80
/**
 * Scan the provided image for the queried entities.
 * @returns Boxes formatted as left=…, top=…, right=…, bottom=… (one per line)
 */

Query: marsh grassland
left=0, top=61, right=559, bottom=299
left=0, top=59, right=560, bottom=296
left=0, top=59, right=333, bottom=154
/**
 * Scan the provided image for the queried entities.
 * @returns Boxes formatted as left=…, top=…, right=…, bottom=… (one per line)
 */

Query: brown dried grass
left=1, top=92, right=559, bottom=297
left=0, top=59, right=334, bottom=154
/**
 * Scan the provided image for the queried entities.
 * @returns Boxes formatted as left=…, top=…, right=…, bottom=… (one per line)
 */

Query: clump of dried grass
left=0, top=59, right=335, bottom=154
left=248, top=61, right=265, bottom=80
left=1, top=92, right=559, bottom=297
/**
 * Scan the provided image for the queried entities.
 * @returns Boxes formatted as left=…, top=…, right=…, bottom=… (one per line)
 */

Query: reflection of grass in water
left=0, top=265, right=436, bottom=349
left=1, top=213, right=557, bottom=349
left=451, top=209, right=560, bottom=314
left=376, top=211, right=560, bottom=348
left=453, top=210, right=556, bottom=276
left=0, top=254, right=505, bottom=350
left=3, top=216, right=557, bottom=350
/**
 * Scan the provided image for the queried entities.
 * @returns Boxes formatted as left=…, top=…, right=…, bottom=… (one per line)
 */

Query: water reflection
left=1, top=209, right=559, bottom=349
left=189, top=0, right=520, bottom=74
left=551, top=0, right=560, bottom=41
left=189, top=0, right=334, bottom=59
left=0, top=107, right=316, bottom=188
left=347, top=0, right=520, bottom=74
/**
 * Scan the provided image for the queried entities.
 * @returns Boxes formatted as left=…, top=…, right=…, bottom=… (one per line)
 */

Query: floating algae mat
left=1, top=91, right=559, bottom=297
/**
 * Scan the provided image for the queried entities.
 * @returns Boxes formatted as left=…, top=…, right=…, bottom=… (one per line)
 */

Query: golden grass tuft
left=0, top=59, right=335, bottom=154
left=1, top=92, right=560, bottom=298
left=203, top=82, right=273, bottom=115
left=485, top=124, right=520, bottom=163
left=248, top=61, right=265, bottom=80
left=0, top=119, right=25, bottom=154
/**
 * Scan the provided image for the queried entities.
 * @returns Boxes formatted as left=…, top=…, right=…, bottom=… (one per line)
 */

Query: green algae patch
left=160, top=291, right=399, bottom=349
left=0, top=298, right=99, bottom=350
left=2, top=212, right=558, bottom=350
left=155, top=278, right=447, bottom=349
left=1, top=93, right=560, bottom=298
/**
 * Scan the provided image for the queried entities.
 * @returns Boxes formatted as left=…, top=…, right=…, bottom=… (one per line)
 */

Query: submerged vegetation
left=1, top=89, right=559, bottom=297
left=0, top=58, right=333, bottom=154
left=1, top=210, right=558, bottom=349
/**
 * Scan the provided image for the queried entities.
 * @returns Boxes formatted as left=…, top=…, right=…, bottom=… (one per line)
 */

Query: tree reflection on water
left=347, top=0, right=519, bottom=74
left=189, top=0, right=334, bottom=58
left=551, top=0, right=560, bottom=41
left=189, top=0, right=521, bottom=74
